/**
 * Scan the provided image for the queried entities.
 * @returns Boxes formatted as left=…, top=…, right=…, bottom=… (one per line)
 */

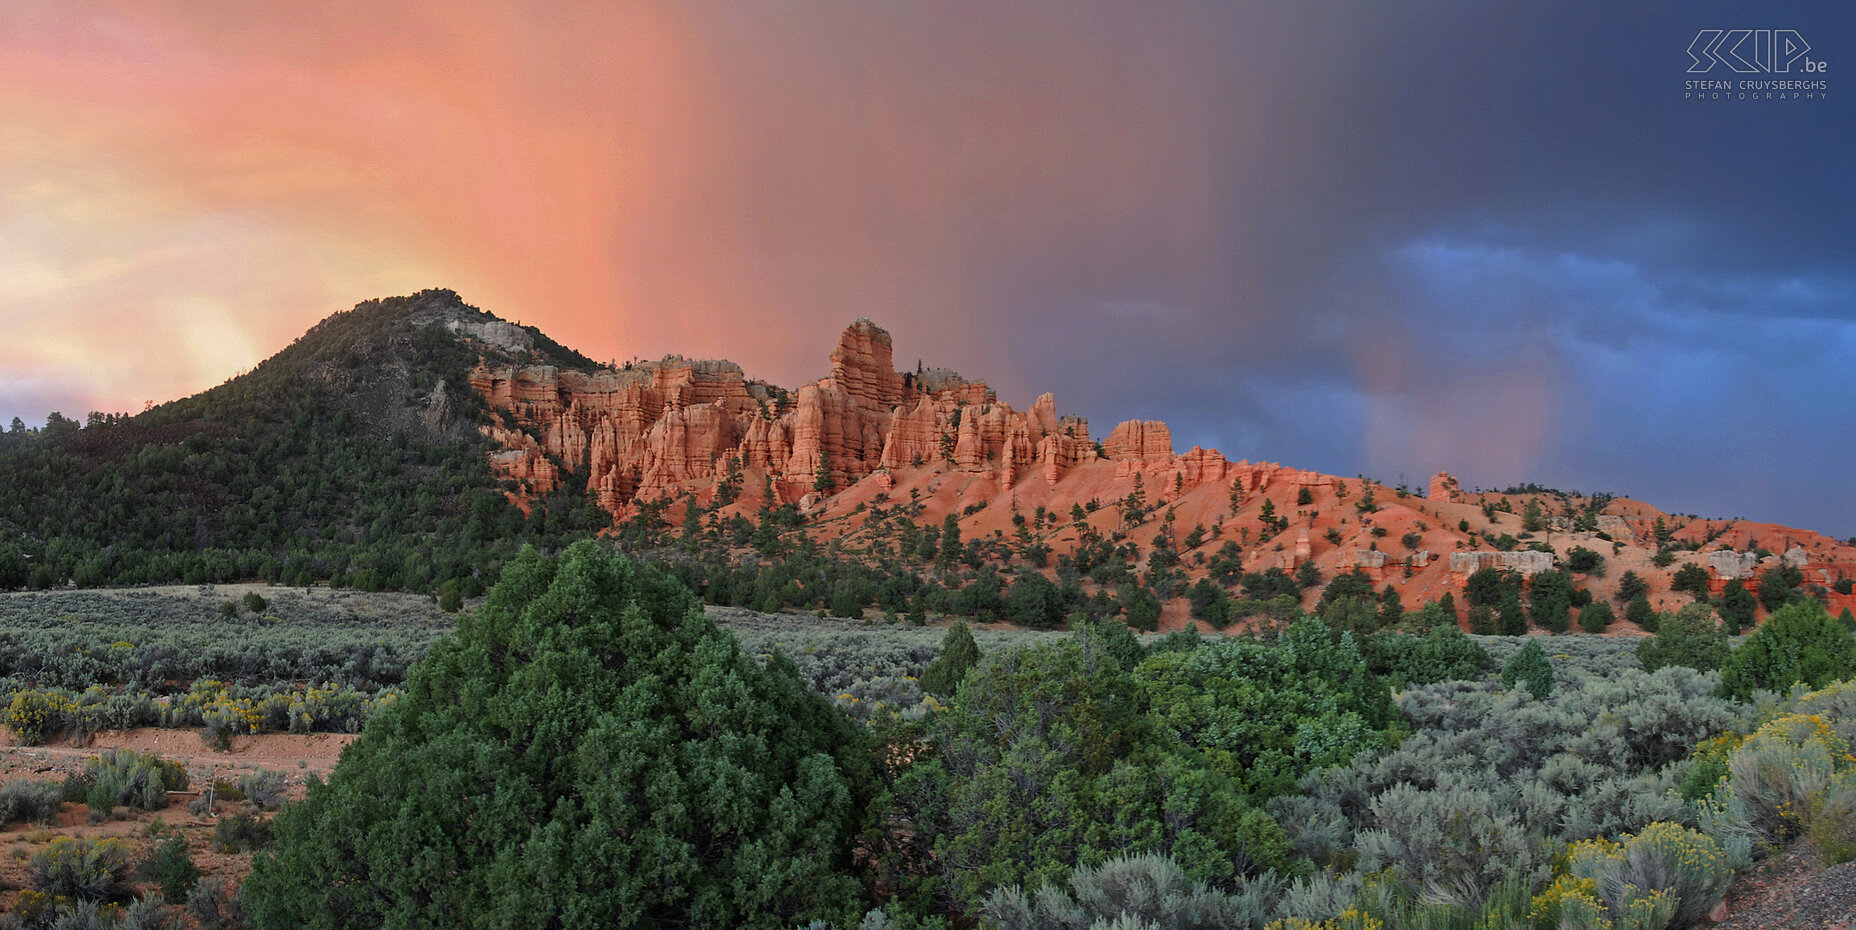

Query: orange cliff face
left=466, top=320, right=1856, bottom=632
left=470, top=319, right=1135, bottom=516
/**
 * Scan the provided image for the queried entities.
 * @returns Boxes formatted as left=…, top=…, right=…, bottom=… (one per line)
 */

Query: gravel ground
left=1718, top=842, right=1856, bottom=930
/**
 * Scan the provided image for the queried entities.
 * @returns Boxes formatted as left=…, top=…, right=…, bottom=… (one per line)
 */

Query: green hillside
left=0, top=290, right=607, bottom=594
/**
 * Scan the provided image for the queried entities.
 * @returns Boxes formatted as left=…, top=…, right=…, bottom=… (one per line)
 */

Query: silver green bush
left=0, top=778, right=65, bottom=825
left=982, top=853, right=1279, bottom=930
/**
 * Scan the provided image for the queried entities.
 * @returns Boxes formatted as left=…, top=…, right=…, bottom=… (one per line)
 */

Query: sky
left=2, top=1, right=1853, bottom=535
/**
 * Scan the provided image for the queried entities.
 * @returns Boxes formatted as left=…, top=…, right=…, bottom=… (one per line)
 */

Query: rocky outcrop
left=1429, top=472, right=1460, bottom=503
left=1229, top=461, right=1285, bottom=495
left=471, top=358, right=761, bottom=502
left=470, top=320, right=1119, bottom=516
left=435, top=308, right=1856, bottom=634
left=1448, top=550, right=1554, bottom=576
left=830, top=319, right=906, bottom=412
left=1036, top=425, right=1098, bottom=486
left=1178, top=448, right=1231, bottom=488
left=1105, top=420, right=1173, bottom=462
left=1709, top=550, right=1761, bottom=580
left=878, top=398, right=948, bottom=470
left=446, top=318, right=534, bottom=354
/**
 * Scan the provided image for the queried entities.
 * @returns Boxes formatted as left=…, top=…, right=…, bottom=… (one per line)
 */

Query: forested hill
left=0, top=289, right=610, bottom=593
left=5, top=289, right=1853, bottom=639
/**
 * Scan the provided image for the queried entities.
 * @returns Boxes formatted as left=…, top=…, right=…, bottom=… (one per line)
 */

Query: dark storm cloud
left=994, top=1, right=1855, bottom=533
left=6, top=0, right=1850, bottom=533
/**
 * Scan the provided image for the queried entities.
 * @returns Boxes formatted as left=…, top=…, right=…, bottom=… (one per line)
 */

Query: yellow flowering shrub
left=1728, top=712, right=1846, bottom=842
left=1556, top=823, right=1725, bottom=928
left=1263, top=910, right=1384, bottom=930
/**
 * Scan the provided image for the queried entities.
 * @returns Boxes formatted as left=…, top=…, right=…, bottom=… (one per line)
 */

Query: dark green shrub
left=1625, top=594, right=1657, bottom=632
left=1759, top=565, right=1804, bottom=610
left=919, top=621, right=979, bottom=697
left=1498, top=592, right=1528, bottom=636
left=895, top=634, right=1304, bottom=911
left=1120, top=582, right=1162, bottom=632
left=1718, top=578, right=1757, bottom=634
left=1577, top=600, right=1614, bottom=633
left=243, top=542, right=871, bottom=930
left=1614, top=571, right=1647, bottom=603
left=242, top=592, right=269, bottom=613
left=1500, top=639, right=1553, bottom=699
left=1670, top=563, right=1711, bottom=595
left=1004, top=572, right=1063, bottom=629
left=211, top=811, right=273, bottom=853
left=1637, top=603, right=1728, bottom=673
left=1719, top=600, right=1856, bottom=699
left=1564, top=546, right=1604, bottom=575
left=140, top=835, right=200, bottom=900
left=1366, top=624, right=1492, bottom=687
left=1529, top=570, right=1573, bottom=634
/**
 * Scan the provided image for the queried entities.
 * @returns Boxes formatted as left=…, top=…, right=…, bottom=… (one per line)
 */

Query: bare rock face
left=878, top=398, right=947, bottom=469
left=952, top=409, right=988, bottom=471
left=1105, top=420, right=1174, bottom=462
left=830, top=319, right=906, bottom=413
left=471, top=319, right=1120, bottom=516
left=1710, top=550, right=1760, bottom=580
left=483, top=425, right=559, bottom=502
left=446, top=318, right=534, bottom=354
left=638, top=401, right=735, bottom=498
left=470, top=358, right=757, bottom=506
left=1448, top=550, right=1553, bottom=576
left=1429, top=472, right=1461, bottom=502
left=1178, top=447, right=1232, bottom=488
left=1229, top=460, right=1285, bottom=495
left=1037, top=425, right=1098, bottom=486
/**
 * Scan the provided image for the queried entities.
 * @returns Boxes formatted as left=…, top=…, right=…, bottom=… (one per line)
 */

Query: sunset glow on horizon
left=3, top=1, right=1852, bottom=532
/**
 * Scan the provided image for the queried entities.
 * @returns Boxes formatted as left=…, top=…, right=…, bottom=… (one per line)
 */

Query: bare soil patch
left=0, top=727, right=356, bottom=912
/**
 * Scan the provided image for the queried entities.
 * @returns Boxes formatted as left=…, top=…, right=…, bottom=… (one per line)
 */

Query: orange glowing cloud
left=2, top=1, right=1257, bottom=421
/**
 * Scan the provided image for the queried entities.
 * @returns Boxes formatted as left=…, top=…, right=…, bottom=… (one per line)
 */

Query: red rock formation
left=878, top=398, right=949, bottom=470
left=451, top=313, right=1856, bottom=635
left=472, top=320, right=1117, bottom=514
left=1430, top=472, right=1461, bottom=502
left=1229, top=460, right=1284, bottom=494
left=830, top=319, right=906, bottom=412
left=738, top=417, right=792, bottom=472
left=1105, top=420, right=1173, bottom=462
left=1178, top=448, right=1230, bottom=489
